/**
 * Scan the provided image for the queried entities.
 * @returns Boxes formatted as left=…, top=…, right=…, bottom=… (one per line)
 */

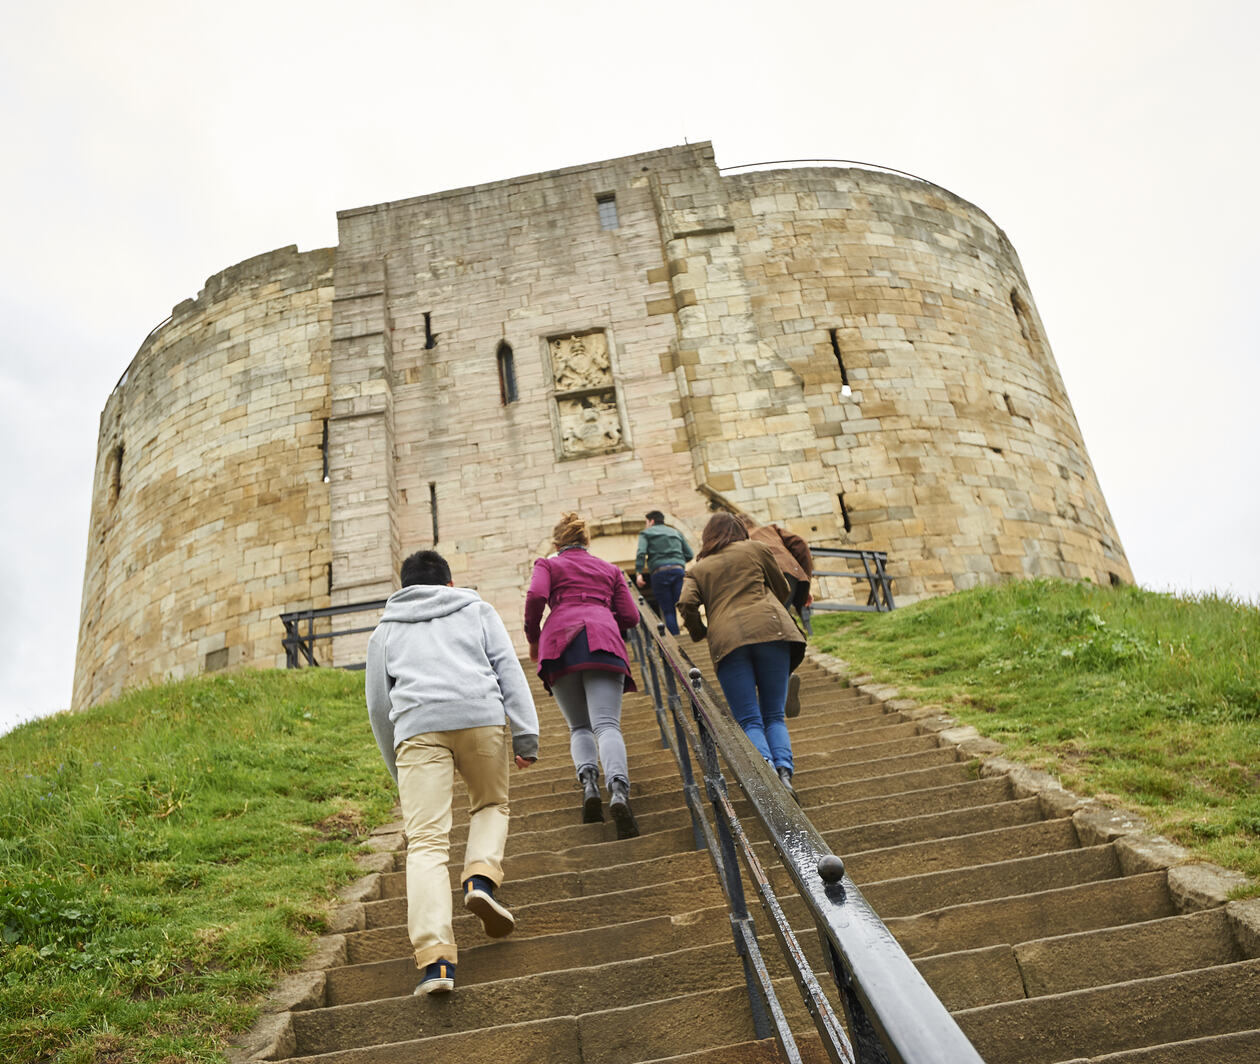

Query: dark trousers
left=648, top=567, right=685, bottom=635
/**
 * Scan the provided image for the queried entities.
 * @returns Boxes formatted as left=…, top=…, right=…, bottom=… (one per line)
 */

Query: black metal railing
left=279, top=600, right=388, bottom=670
left=806, top=548, right=895, bottom=624
left=628, top=607, right=982, bottom=1064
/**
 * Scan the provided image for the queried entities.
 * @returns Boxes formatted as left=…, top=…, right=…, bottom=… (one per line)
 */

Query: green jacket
left=635, top=523, right=694, bottom=574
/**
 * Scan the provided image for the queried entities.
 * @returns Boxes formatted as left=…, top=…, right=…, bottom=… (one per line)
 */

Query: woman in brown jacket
left=678, top=512, right=806, bottom=796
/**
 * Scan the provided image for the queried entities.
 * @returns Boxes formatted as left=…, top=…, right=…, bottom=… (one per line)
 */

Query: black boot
left=579, top=767, right=603, bottom=823
left=777, top=766, right=801, bottom=805
left=609, top=778, right=640, bottom=839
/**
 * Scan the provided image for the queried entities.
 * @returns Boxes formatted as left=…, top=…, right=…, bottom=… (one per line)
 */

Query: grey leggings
left=551, top=670, right=629, bottom=789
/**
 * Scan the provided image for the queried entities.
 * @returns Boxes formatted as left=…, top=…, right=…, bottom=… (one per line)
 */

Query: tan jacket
left=679, top=540, right=807, bottom=668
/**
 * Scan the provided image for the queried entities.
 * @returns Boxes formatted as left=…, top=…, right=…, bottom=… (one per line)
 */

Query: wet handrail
left=629, top=607, right=983, bottom=1064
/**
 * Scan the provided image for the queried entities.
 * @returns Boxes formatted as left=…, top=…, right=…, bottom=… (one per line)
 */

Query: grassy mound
left=812, top=579, right=1259, bottom=884
left=0, top=668, right=394, bottom=1063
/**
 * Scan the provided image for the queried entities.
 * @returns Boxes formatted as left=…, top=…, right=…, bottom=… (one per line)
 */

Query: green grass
left=811, top=579, right=1260, bottom=887
left=0, top=668, right=396, bottom=1063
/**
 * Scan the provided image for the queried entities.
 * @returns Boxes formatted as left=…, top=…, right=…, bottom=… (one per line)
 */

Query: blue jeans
left=649, top=567, right=685, bottom=635
left=714, top=641, right=794, bottom=773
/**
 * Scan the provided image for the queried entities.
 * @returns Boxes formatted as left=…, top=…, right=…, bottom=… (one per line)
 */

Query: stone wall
left=72, top=246, right=335, bottom=709
left=725, top=167, right=1132, bottom=602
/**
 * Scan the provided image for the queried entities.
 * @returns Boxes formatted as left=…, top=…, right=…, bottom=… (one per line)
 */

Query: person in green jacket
left=634, top=510, right=694, bottom=635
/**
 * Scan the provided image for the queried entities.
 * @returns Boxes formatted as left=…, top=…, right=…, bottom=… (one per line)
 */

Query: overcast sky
left=2, top=0, right=1256, bottom=735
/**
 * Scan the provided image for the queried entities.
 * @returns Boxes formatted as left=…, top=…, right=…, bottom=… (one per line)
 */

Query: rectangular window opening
left=838, top=491, right=852, bottom=534
left=429, top=482, right=439, bottom=544
left=424, top=312, right=437, bottom=350
left=321, top=419, right=330, bottom=483
left=596, top=193, right=619, bottom=230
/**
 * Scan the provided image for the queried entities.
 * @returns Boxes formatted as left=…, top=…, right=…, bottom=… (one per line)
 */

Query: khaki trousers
left=395, top=724, right=511, bottom=968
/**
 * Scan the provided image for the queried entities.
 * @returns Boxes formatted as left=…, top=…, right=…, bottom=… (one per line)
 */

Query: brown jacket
left=748, top=524, right=812, bottom=582
left=679, top=540, right=806, bottom=668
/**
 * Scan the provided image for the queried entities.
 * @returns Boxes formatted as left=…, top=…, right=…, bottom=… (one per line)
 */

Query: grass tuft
left=812, top=579, right=1260, bottom=888
left=0, top=668, right=395, bottom=1062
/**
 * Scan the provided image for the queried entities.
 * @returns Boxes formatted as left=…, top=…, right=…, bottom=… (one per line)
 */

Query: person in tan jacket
left=678, top=512, right=806, bottom=798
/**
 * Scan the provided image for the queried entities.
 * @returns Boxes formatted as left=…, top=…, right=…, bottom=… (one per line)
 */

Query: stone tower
left=73, top=142, right=1130, bottom=709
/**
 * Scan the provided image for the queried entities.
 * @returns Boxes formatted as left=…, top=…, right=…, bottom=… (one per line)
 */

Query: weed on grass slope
left=812, top=579, right=1259, bottom=886
left=0, top=668, right=395, bottom=1063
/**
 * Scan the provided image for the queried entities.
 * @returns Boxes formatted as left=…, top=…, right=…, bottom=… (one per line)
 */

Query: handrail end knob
left=688, top=667, right=703, bottom=691
left=817, top=854, right=845, bottom=883
left=657, top=622, right=666, bottom=636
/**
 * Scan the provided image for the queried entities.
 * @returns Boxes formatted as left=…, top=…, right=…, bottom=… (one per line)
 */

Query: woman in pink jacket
left=525, top=512, right=642, bottom=838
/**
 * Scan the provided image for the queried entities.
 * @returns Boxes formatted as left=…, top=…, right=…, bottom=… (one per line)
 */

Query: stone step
left=291, top=941, right=752, bottom=1056
left=823, top=795, right=1045, bottom=855
left=843, top=816, right=1081, bottom=882
left=914, top=906, right=1245, bottom=1011
left=859, top=843, right=1123, bottom=917
left=326, top=904, right=736, bottom=1005
left=956, top=957, right=1260, bottom=1064
left=1056, top=1030, right=1260, bottom=1062
left=887, top=871, right=1177, bottom=959
left=360, top=871, right=727, bottom=942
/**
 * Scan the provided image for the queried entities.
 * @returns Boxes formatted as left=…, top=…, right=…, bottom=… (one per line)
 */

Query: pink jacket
left=524, top=548, right=641, bottom=663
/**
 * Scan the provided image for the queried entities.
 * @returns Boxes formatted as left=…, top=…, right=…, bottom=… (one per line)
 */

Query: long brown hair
left=697, top=512, right=748, bottom=559
left=552, top=511, right=589, bottom=551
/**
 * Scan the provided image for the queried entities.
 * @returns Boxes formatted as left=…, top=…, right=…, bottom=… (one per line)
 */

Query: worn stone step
left=1056, top=1029, right=1260, bottom=1062
left=1014, top=906, right=1246, bottom=997
left=860, top=844, right=1123, bottom=917
left=781, top=760, right=975, bottom=807
left=843, top=816, right=1081, bottom=883
left=913, top=907, right=1247, bottom=1012
left=888, top=871, right=1177, bottom=959
left=639, top=1033, right=833, bottom=1064
left=292, top=941, right=752, bottom=1055
left=326, top=904, right=736, bottom=1005
left=807, top=776, right=1015, bottom=834
left=361, top=872, right=727, bottom=943
left=823, top=795, right=1044, bottom=856
left=405, top=847, right=718, bottom=911
left=956, top=957, right=1260, bottom=1064
left=285, top=1015, right=583, bottom=1064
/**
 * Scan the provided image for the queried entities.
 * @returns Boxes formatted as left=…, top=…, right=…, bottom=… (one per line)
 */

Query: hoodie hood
left=380, top=584, right=483, bottom=623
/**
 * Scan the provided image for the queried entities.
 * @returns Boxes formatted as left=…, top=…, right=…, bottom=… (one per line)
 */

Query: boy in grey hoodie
left=366, top=549, right=540, bottom=996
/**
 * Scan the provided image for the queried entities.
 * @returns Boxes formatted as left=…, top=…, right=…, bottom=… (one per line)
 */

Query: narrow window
left=1003, top=393, right=1016, bottom=416
left=828, top=329, right=852, bottom=395
left=327, top=562, right=333, bottom=595
left=424, top=312, right=437, bottom=350
left=320, top=419, right=330, bottom=483
left=429, top=482, right=439, bottom=544
left=596, top=193, right=619, bottom=230
left=497, top=341, right=518, bottom=404
left=107, top=442, right=124, bottom=506
left=838, top=491, right=852, bottom=533
left=1010, top=290, right=1034, bottom=341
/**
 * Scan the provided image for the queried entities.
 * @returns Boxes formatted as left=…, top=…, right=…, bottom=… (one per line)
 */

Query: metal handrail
left=628, top=606, right=983, bottom=1064
left=279, top=600, right=388, bottom=670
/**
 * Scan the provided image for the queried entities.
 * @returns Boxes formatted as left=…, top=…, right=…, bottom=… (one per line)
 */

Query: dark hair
left=645, top=510, right=665, bottom=525
left=697, top=512, right=749, bottom=559
left=400, top=549, right=452, bottom=587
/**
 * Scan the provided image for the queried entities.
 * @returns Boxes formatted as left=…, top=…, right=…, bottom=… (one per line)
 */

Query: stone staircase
left=235, top=644, right=1260, bottom=1063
